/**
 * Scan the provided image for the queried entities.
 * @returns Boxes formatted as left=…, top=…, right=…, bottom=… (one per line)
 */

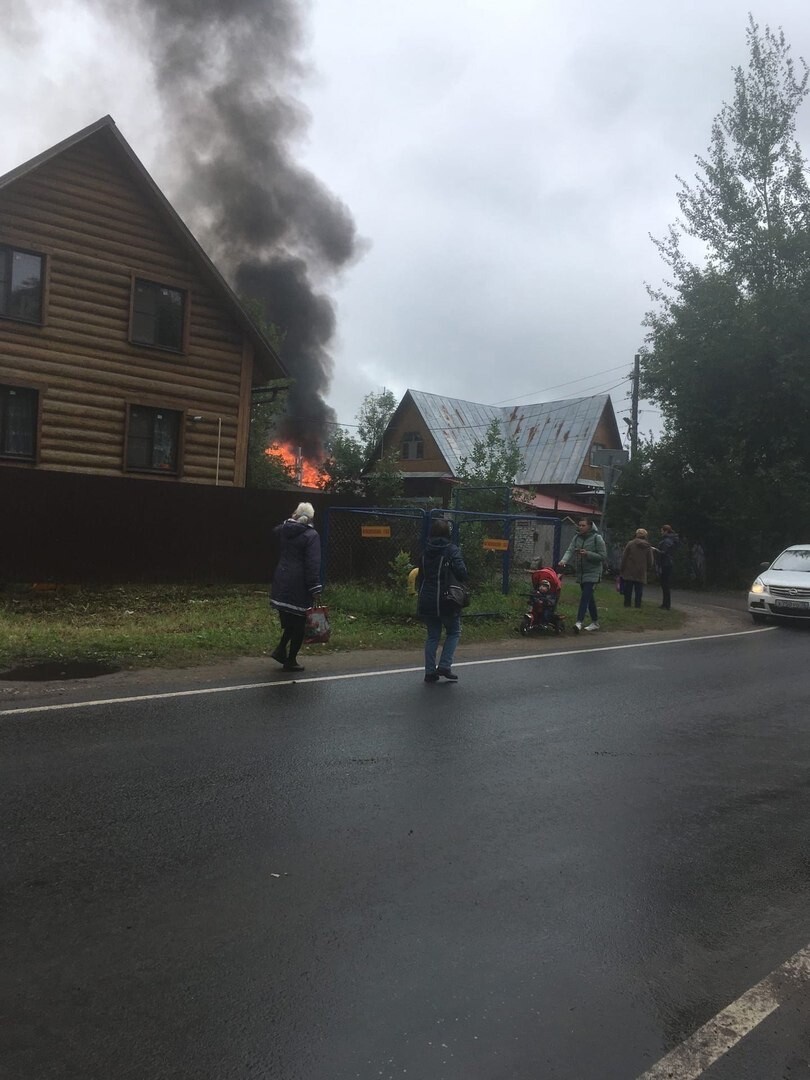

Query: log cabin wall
left=0, top=128, right=256, bottom=486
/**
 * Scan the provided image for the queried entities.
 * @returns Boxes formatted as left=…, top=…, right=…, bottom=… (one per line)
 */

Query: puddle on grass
left=0, top=661, right=121, bottom=682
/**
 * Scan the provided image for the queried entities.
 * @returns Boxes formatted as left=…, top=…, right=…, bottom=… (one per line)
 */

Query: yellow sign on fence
left=482, top=538, right=510, bottom=551
left=361, top=525, right=392, bottom=538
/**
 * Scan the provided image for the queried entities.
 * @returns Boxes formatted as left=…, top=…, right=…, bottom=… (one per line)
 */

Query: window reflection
left=0, top=246, right=43, bottom=323
left=771, top=550, right=810, bottom=572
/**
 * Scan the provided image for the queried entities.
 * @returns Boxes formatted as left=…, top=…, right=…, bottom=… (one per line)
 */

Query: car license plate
left=774, top=599, right=810, bottom=609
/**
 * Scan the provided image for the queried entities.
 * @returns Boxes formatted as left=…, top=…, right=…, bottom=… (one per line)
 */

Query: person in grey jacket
left=416, top=517, right=468, bottom=682
left=270, top=502, right=322, bottom=672
left=558, top=517, right=608, bottom=633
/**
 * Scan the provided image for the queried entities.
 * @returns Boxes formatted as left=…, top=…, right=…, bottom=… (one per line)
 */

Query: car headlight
left=750, top=578, right=766, bottom=594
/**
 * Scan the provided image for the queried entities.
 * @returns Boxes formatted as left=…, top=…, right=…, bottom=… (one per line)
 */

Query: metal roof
left=407, top=390, right=617, bottom=486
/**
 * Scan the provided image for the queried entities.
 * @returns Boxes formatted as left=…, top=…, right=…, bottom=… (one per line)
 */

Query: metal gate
left=436, top=509, right=562, bottom=594
left=323, top=506, right=562, bottom=594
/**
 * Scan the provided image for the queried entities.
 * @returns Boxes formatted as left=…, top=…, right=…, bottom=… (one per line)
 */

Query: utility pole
left=630, top=353, right=640, bottom=458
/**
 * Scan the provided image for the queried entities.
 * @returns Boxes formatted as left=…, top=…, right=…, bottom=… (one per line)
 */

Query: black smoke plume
left=108, top=0, right=360, bottom=458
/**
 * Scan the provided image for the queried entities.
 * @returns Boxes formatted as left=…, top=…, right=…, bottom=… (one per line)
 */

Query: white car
left=748, top=544, right=810, bottom=623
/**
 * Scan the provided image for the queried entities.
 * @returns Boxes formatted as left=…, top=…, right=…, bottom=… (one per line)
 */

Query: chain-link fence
left=323, top=506, right=563, bottom=593
left=322, top=507, right=426, bottom=585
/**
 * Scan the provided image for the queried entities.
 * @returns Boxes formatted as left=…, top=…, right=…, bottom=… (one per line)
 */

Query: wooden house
left=374, top=389, right=624, bottom=507
left=0, top=115, right=285, bottom=486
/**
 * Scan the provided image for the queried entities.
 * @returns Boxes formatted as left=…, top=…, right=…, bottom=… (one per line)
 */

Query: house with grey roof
left=374, top=389, right=623, bottom=508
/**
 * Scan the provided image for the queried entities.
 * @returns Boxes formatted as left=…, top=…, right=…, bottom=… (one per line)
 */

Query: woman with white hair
left=270, top=502, right=322, bottom=672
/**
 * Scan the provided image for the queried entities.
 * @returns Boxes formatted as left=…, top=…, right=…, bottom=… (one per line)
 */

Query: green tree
left=319, top=390, right=404, bottom=503
left=453, top=419, right=525, bottom=513
left=356, top=388, right=398, bottom=454
left=641, top=17, right=810, bottom=576
left=317, top=428, right=367, bottom=494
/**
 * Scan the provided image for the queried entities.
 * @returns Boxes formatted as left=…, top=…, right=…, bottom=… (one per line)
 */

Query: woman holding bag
left=416, top=517, right=469, bottom=683
left=270, top=501, right=322, bottom=673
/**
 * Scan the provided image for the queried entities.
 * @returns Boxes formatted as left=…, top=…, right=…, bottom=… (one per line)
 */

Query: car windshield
left=771, top=550, right=810, bottom=572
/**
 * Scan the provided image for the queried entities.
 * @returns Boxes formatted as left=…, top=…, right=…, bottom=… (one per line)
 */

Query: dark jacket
left=620, top=538, right=655, bottom=583
left=270, top=520, right=322, bottom=615
left=657, top=531, right=680, bottom=569
left=416, top=537, right=468, bottom=618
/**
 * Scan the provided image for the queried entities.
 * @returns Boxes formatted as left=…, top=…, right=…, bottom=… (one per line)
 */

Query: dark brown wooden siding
left=0, top=130, right=255, bottom=485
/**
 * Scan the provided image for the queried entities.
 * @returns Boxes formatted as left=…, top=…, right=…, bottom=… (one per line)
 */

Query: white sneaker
left=573, top=621, right=582, bottom=633
left=584, top=621, right=600, bottom=631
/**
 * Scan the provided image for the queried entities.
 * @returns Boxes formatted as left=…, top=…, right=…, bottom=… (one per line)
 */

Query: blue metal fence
left=323, top=506, right=562, bottom=594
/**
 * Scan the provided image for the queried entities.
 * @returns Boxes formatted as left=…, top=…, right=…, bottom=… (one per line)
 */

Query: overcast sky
left=5, top=0, right=810, bottom=444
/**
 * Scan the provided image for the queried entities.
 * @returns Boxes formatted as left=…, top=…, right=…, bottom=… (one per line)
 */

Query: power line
left=491, top=363, right=629, bottom=405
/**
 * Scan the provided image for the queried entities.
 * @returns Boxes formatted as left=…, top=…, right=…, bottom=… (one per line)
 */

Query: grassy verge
left=0, top=581, right=686, bottom=671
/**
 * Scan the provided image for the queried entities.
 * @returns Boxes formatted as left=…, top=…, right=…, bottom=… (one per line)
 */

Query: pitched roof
left=404, top=389, right=621, bottom=486
left=0, top=115, right=285, bottom=383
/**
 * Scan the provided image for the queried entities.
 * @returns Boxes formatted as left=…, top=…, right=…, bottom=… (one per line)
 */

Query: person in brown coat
left=620, top=529, right=656, bottom=608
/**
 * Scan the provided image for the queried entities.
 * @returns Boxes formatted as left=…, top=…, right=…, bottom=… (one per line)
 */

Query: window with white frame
left=401, top=430, right=424, bottom=460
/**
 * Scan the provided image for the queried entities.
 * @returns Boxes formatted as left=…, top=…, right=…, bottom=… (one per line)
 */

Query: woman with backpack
left=416, top=517, right=469, bottom=683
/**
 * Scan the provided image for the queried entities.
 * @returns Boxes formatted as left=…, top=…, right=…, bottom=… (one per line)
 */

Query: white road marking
left=636, top=942, right=810, bottom=1078
left=0, top=626, right=774, bottom=718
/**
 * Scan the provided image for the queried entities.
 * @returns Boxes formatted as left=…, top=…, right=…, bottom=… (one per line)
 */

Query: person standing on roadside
left=559, top=518, right=608, bottom=633
left=270, top=501, right=322, bottom=673
left=416, top=517, right=468, bottom=683
left=657, top=524, right=680, bottom=610
left=619, top=528, right=655, bottom=608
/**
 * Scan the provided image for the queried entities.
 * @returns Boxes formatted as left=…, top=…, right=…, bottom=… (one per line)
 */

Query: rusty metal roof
left=407, top=390, right=617, bottom=486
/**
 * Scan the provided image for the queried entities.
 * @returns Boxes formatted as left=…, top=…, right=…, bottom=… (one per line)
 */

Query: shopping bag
left=304, top=605, right=331, bottom=644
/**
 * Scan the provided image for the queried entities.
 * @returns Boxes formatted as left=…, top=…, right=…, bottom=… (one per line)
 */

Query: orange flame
left=266, top=442, right=322, bottom=487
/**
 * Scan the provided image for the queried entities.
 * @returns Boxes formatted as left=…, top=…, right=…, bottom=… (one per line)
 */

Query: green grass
left=0, top=581, right=686, bottom=671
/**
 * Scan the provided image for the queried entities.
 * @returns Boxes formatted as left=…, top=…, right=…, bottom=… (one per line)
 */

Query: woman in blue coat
left=270, top=502, right=322, bottom=672
left=416, top=517, right=468, bottom=683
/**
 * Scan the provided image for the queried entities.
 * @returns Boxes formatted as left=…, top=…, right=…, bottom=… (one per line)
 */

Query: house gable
left=0, top=118, right=286, bottom=486
left=377, top=389, right=624, bottom=490
left=377, top=391, right=452, bottom=475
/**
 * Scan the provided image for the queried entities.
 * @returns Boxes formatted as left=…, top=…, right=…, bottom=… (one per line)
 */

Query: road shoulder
left=0, top=593, right=748, bottom=711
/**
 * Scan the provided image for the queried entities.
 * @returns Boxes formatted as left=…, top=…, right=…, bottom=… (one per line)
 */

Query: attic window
left=589, top=443, right=605, bottom=467
left=0, top=245, right=43, bottom=324
left=401, top=431, right=424, bottom=460
left=131, top=278, right=186, bottom=352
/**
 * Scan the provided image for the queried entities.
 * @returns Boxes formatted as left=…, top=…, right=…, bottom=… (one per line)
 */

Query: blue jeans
left=424, top=613, right=461, bottom=673
left=576, top=582, right=598, bottom=624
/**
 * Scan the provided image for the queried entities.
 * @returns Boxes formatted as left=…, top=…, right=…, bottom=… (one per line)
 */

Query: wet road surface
left=2, top=617, right=810, bottom=1079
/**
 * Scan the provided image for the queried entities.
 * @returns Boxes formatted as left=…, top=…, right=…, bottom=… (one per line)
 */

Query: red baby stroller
left=519, top=567, right=565, bottom=635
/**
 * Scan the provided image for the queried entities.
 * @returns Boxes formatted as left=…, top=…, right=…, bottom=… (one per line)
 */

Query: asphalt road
left=2, top=611, right=810, bottom=1079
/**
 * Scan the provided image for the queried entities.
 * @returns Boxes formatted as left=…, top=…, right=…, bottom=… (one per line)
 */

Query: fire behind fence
left=323, top=507, right=563, bottom=594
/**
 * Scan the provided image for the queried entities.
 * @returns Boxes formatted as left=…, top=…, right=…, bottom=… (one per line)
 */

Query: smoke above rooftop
left=107, top=0, right=361, bottom=458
